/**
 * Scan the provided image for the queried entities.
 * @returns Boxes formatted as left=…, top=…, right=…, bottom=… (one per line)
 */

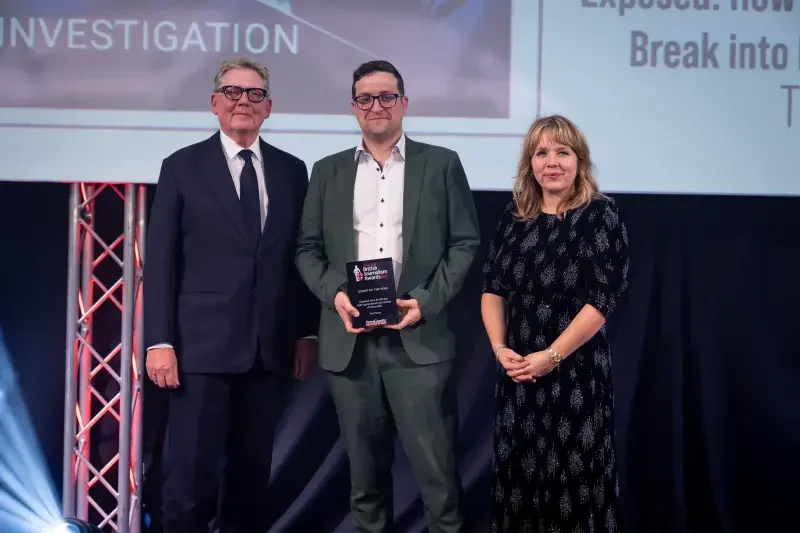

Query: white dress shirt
left=219, top=131, right=268, bottom=226
left=353, top=134, right=406, bottom=284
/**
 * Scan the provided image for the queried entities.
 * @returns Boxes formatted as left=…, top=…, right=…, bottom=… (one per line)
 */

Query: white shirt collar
left=219, top=130, right=262, bottom=162
left=355, top=132, right=406, bottom=162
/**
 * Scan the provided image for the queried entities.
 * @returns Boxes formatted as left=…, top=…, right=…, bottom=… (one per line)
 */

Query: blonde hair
left=213, top=57, right=270, bottom=96
left=513, top=114, right=602, bottom=220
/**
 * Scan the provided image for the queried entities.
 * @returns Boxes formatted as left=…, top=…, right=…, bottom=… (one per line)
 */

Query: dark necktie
left=238, top=149, right=261, bottom=245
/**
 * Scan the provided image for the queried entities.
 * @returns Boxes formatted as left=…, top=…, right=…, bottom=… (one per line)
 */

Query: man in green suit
left=295, top=60, right=481, bottom=533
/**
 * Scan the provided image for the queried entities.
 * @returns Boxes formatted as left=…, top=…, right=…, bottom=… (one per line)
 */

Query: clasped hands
left=496, top=347, right=557, bottom=383
left=334, top=290, right=420, bottom=334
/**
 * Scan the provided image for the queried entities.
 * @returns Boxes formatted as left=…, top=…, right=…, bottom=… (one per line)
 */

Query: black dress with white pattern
left=482, top=196, right=630, bottom=533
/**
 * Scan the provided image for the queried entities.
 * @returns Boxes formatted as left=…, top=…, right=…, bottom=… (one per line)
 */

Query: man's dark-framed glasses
left=353, top=93, right=401, bottom=110
left=217, top=85, right=268, bottom=103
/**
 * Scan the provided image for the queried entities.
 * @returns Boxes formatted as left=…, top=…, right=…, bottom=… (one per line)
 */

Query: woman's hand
left=506, top=350, right=557, bottom=383
left=496, top=347, right=528, bottom=376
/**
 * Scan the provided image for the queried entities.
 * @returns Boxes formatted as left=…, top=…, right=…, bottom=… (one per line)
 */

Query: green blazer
left=295, top=137, right=481, bottom=372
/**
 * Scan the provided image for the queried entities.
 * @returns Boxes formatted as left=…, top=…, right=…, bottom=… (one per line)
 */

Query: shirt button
left=380, top=223, right=383, bottom=227
left=379, top=248, right=383, bottom=252
left=381, top=198, right=384, bottom=203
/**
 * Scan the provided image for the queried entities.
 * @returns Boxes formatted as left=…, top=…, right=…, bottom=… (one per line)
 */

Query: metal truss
left=61, top=183, right=147, bottom=533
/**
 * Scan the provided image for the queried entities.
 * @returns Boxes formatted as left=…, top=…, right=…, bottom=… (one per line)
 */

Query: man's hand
left=334, top=290, right=372, bottom=334
left=385, top=298, right=422, bottom=330
left=293, top=338, right=317, bottom=380
left=146, top=347, right=180, bottom=389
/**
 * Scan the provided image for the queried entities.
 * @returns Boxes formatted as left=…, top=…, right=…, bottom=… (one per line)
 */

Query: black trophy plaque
left=345, top=257, right=399, bottom=328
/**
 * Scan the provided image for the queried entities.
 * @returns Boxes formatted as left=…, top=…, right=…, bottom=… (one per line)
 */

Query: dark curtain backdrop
left=1, top=181, right=798, bottom=533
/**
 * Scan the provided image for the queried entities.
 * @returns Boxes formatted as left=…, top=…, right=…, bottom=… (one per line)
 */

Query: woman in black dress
left=481, top=115, right=629, bottom=532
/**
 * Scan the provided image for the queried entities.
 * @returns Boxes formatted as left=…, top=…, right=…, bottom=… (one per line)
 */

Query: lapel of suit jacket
left=335, top=150, right=358, bottom=264
left=258, top=139, right=289, bottom=252
left=200, top=132, right=250, bottom=247
left=401, top=137, right=426, bottom=273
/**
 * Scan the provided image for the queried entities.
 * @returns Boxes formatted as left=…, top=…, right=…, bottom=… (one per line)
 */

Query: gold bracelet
left=547, top=347, right=563, bottom=365
left=494, top=344, right=507, bottom=357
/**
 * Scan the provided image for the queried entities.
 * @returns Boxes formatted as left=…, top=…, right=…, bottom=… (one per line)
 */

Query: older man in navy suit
left=143, top=57, right=318, bottom=533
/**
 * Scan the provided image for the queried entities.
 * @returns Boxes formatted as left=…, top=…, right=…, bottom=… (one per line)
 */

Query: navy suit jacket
left=143, top=132, right=318, bottom=374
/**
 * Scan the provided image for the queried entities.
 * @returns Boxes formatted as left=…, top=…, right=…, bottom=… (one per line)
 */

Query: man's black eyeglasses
left=216, top=85, right=269, bottom=103
left=353, top=93, right=402, bottom=110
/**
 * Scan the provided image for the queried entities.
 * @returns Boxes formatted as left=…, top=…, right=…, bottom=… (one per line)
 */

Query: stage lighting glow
left=43, top=524, right=71, bottom=533
left=0, top=329, right=66, bottom=533
left=44, top=518, right=102, bottom=533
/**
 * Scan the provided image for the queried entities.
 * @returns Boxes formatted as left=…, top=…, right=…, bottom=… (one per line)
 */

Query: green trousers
left=326, top=329, right=465, bottom=533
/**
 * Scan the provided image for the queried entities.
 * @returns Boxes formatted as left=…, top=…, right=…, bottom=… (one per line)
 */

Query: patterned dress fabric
left=482, top=196, right=630, bottom=533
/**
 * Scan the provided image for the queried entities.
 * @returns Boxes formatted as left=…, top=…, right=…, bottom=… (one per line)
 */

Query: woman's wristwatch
left=547, top=347, right=563, bottom=365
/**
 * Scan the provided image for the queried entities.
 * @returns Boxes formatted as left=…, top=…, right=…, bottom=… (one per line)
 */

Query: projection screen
left=0, top=0, right=797, bottom=195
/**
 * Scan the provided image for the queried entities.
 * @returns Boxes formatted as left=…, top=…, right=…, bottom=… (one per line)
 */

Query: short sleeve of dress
left=579, top=197, right=630, bottom=318
left=482, top=202, right=514, bottom=299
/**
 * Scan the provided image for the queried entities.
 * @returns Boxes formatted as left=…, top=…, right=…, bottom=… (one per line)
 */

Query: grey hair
left=213, top=57, right=270, bottom=97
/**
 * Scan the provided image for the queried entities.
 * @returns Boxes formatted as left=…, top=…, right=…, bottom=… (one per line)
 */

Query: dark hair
left=351, top=60, right=405, bottom=99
